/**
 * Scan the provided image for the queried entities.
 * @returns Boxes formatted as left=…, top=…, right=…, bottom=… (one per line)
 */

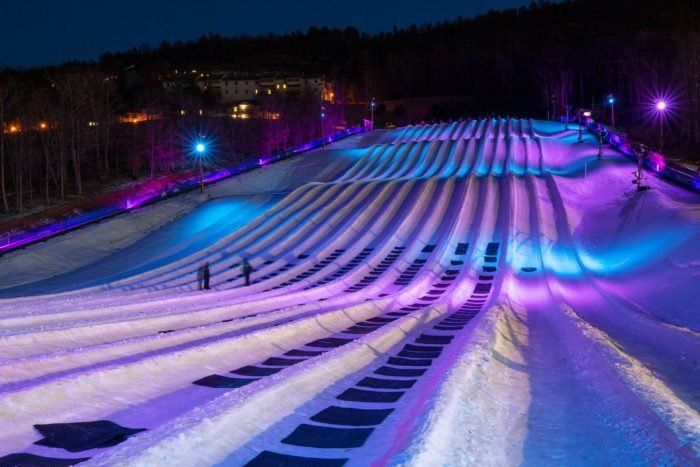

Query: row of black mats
left=394, top=242, right=469, bottom=286
left=393, top=243, right=438, bottom=286
left=484, top=242, right=500, bottom=265
left=269, top=249, right=346, bottom=290
left=245, top=251, right=488, bottom=465
left=307, top=248, right=375, bottom=289
left=191, top=303, right=428, bottom=390
left=246, top=314, right=478, bottom=466
left=418, top=269, right=461, bottom=301
left=0, top=277, right=483, bottom=466
left=345, top=246, right=406, bottom=292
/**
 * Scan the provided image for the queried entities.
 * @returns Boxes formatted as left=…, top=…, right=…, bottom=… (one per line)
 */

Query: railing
left=584, top=119, right=700, bottom=193
left=0, top=125, right=367, bottom=256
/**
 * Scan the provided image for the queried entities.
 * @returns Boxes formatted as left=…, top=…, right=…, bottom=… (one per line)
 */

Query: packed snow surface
left=0, top=121, right=698, bottom=466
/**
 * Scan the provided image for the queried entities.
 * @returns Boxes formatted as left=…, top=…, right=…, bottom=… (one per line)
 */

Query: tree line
left=0, top=71, right=335, bottom=214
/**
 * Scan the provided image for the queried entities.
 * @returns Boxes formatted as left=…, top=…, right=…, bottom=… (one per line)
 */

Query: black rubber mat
left=0, top=453, right=90, bottom=466
left=357, top=377, right=416, bottom=389
left=386, top=357, right=432, bottom=367
left=33, top=420, right=146, bottom=452
left=245, top=450, right=346, bottom=466
left=285, top=349, right=325, bottom=357
left=281, top=424, right=373, bottom=448
left=336, top=388, right=404, bottom=403
left=397, top=350, right=441, bottom=359
left=262, top=357, right=305, bottom=366
left=193, top=374, right=257, bottom=389
left=403, top=344, right=442, bottom=352
left=415, top=334, right=453, bottom=345
left=232, top=366, right=282, bottom=377
left=310, top=406, right=393, bottom=427
left=306, top=337, right=354, bottom=348
left=374, top=366, right=427, bottom=377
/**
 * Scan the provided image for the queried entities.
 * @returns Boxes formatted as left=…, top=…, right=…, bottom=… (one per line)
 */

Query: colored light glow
left=579, top=228, right=695, bottom=275
left=196, top=143, right=205, bottom=153
left=656, top=100, right=667, bottom=111
left=608, top=97, right=615, bottom=104
left=0, top=125, right=367, bottom=254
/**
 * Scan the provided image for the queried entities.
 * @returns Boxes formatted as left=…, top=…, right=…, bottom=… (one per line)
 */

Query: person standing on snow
left=203, top=262, right=211, bottom=290
left=242, top=258, right=253, bottom=286
left=197, top=265, right=204, bottom=290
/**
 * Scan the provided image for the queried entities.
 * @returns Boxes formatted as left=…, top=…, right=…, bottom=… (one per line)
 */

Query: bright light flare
left=656, top=100, right=667, bottom=111
left=196, top=143, right=206, bottom=154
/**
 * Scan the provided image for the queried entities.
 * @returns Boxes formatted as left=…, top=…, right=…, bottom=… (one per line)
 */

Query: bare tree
left=0, top=77, right=21, bottom=212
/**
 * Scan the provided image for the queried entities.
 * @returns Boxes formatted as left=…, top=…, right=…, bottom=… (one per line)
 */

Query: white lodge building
left=165, top=71, right=330, bottom=104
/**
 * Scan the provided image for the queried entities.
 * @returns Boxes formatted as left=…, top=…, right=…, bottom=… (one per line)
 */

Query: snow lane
left=0, top=119, right=697, bottom=465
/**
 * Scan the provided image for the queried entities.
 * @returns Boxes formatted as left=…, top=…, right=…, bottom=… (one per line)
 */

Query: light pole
left=577, top=109, right=584, bottom=143
left=320, top=105, right=326, bottom=148
left=607, top=94, right=615, bottom=129
left=196, top=142, right=206, bottom=193
left=656, top=100, right=666, bottom=152
left=370, top=97, right=376, bottom=127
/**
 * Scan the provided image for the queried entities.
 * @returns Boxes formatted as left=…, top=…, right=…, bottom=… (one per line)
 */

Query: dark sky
left=1, top=0, right=536, bottom=68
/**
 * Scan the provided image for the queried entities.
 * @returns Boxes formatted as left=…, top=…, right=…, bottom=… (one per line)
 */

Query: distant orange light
left=39, top=122, right=47, bottom=130
left=9, top=125, right=18, bottom=133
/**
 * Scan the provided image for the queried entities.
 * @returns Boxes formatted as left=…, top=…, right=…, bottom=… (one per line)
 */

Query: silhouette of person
left=242, top=258, right=253, bottom=286
left=203, top=262, right=211, bottom=290
left=197, top=265, right=204, bottom=290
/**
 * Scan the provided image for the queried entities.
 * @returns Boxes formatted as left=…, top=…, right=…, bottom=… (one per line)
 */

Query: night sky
left=1, top=0, right=540, bottom=68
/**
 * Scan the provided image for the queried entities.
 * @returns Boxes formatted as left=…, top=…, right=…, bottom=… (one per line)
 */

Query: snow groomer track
left=0, top=119, right=699, bottom=466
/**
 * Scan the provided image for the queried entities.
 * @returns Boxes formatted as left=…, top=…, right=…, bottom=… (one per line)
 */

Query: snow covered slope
left=0, top=119, right=697, bottom=466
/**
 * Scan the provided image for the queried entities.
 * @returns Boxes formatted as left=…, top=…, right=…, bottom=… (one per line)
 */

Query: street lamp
left=607, top=94, right=615, bottom=129
left=655, top=100, right=667, bottom=152
left=370, top=97, right=376, bottom=127
left=195, top=141, right=206, bottom=193
left=576, top=109, right=591, bottom=143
